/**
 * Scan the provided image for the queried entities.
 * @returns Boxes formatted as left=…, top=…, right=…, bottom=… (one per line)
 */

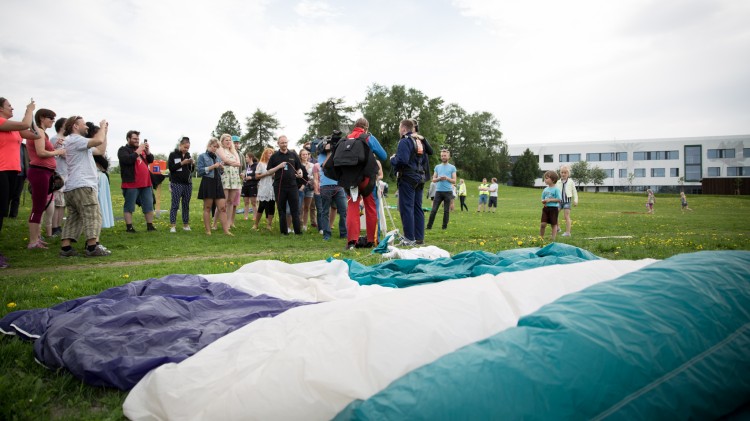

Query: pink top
left=0, top=117, right=22, bottom=171
left=27, top=132, right=57, bottom=170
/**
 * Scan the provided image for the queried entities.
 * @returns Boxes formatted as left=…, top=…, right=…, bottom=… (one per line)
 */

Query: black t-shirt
left=267, top=150, right=303, bottom=189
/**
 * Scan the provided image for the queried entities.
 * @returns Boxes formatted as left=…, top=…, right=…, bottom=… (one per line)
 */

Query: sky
left=3, top=0, right=749, bottom=156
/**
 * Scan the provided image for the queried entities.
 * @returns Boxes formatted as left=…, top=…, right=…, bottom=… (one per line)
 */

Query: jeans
left=427, top=190, right=452, bottom=229
left=397, top=177, right=424, bottom=241
left=319, top=185, right=347, bottom=240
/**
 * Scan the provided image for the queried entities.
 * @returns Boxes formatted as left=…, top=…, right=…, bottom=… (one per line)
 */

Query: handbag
left=48, top=171, right=64, bottom=194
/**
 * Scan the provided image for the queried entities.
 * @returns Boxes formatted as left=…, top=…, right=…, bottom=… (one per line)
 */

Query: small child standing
left=646, top=189, right=655, bottom=214
left=540, top=170, right=562, bottom=241
left=680, top=191, right=693, bottom=211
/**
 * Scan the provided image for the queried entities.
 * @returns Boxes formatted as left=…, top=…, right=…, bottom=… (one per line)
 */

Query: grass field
left=1, top=175, right=749, bottom=420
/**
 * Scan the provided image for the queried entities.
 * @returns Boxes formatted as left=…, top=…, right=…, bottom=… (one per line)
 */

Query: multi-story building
left=508, top=134, right=749, bottom=193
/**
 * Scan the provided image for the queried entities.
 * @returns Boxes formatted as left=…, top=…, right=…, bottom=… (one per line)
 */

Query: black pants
left=8, top=173, right=25, bottom=218
left=276, top=185, right=301, bottom=235
left=0, top=171, right=19, bottom=231
left=427, top=190, right=453, bottom=229
left=459, top=195, right=468, bottom=211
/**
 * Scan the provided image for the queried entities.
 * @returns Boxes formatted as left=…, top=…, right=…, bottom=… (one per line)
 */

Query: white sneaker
left=183, top=226, right=191, bottom=231
left=562, top=232, right=571, bottom=237
left=302, top=225, right=307, bottom=232
left=170, top=227, right=177, bottom=233
left=319, top=229, right=324, bottom=235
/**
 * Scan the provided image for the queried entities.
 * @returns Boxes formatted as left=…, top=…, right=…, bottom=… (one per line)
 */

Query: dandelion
left=479, top=241, right=485, bottom=246
left=230, top=261, right=235, bottom=265
left=333, top=253, right=341, bottom=258
left=7, top=302, right=16, bottom=309
left=52, top=285, right=59, bottom=291
left=517, top=241, right=523, bottom=246
left=122, top=274, right=129, bottom=279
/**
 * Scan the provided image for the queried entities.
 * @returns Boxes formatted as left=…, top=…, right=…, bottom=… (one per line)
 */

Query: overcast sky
left=3, top=0, right=749, bottom=155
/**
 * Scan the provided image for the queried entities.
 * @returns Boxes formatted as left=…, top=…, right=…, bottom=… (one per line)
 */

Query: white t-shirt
left=489, top=183, right=499, bottom=197
left=62, top=134, right=99, bottom=192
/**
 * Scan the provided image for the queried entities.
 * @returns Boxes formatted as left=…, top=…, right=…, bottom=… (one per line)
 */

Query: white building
left=508, top=134, right=750, bottom=193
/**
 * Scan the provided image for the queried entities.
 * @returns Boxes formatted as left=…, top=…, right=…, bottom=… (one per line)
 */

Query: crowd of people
left=2, top=97, right=605, bottom=269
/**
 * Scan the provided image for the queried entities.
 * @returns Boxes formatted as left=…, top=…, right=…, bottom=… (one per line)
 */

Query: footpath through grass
left=1, top=177, right=749, bottom=420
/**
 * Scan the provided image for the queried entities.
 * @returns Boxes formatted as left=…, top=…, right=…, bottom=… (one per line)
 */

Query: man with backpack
left=391, top=119, right=429, bottom=246
left=335, top=118, right=387, bottom=250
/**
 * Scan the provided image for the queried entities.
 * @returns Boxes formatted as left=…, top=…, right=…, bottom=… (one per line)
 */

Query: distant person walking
left=457, top=179, right=468, bottom=211
left=555, top=165, right=578, bottom=237
left=680, top=191, right=693, bottom=211
left=646, top=189, right=655, bottom=214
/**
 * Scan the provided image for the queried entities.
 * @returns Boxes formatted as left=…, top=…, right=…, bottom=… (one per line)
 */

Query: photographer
left=168, top=136, right=194, bottom=233
left=117, top=130, right=155, bottom=233
left=316, top=130, right=347, bottom=241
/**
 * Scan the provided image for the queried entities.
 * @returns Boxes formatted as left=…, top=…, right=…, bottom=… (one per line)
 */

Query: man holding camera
left=316, top=130, right=348, bottom=241
left=426, top=149, right=457, bottom=230
left=59, top=116, right=110, bottom=257
left=117, top=130, right=155, bottom=233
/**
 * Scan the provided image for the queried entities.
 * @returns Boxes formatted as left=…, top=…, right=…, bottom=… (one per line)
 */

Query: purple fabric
left=0, top=274, right=313, bottom=389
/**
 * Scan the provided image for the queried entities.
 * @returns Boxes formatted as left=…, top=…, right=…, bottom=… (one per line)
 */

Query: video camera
left=313, top=129, right=343, bottom=156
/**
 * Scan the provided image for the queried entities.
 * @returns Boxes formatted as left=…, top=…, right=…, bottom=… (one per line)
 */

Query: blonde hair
left=260, top=147, right=274, bottom=164
left=559, top=164, right=571, bottom=174
left=206, top=137, right=220, bottom=149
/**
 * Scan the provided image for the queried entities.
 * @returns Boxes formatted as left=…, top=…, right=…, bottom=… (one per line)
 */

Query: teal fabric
left=346, top=243, right=599, bottom=288
left=337, top=251, right=750, bottom=420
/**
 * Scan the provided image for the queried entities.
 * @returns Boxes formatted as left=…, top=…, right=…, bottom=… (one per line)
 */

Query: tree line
left=209, top=84, right=512, bottom=182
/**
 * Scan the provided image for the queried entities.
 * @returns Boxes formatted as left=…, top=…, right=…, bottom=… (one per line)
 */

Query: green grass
left=1, top=175, right=749, bottom=420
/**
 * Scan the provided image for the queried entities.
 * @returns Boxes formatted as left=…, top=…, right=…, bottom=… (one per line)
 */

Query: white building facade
left=508, top=134, right=750, bottom=193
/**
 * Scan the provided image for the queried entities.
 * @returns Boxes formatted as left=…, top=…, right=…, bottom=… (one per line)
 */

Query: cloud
left=294, top=0, right=339, bottom=18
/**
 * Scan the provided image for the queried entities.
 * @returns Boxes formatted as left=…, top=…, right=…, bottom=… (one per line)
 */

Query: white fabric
left=124, top=258, right=656, bottom=421
left=382, top=245, right=451, bottom=259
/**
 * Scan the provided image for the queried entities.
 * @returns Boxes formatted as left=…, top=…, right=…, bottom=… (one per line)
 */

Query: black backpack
left=332, top=133, right=369, bottom=168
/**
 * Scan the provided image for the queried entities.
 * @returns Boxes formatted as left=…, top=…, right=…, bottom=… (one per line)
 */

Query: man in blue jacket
left=390, top=119, right=428, bottom=246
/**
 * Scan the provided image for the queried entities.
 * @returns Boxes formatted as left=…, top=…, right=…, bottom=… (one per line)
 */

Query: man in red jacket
left=117, top=130, right=155, bottom=233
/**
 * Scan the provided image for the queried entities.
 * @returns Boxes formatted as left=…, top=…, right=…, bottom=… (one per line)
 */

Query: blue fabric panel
left=1, top=274, right=312, bottom=390
left=337, top=251, right=750, bottom=420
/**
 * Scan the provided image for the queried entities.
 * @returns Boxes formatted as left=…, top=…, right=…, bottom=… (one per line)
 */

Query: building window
left=707, top=167, right=720, bottom=177
left=559, top=154, right=581, bottom=163
left=633, top=150, right=679, bottom=160
left=586, top=152, right=615, bottom=162
left=616, top=152, right=627, bottom=161
left=670, top=168, right=679, bottom=177
left=684, top=145, right=702, bottom=182
left=544, top=154, right=553, bottom=163
left=634, top=168, right=646, bottom=177
left=708, top=149, right=736, bottom=159
left=619, top=169, right=628, bottom=178
left=604, top=169, right=614, bottom=178
left=727, top=167, right=750, bottom=176
left=651, top=168, right=665, bottom=177
left=744, top=148, right=750, bottom=158
left=667, top=151, right=679, bottom=159
left=633, top=152, right=645, bottom=161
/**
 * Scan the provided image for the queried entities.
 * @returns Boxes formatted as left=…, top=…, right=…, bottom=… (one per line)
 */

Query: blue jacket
left=391, top=133, right=427, bottom=182
left=197, top=152, right=223, bottom=178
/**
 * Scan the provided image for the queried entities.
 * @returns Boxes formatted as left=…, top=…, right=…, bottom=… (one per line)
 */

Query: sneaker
left=51, top=227, right=62, bottom=237
left=170, top=227, right=177, bottom=233
left=398, top=239, right=417, bottom=247
left=85, top=245, right=111, bottom=257
left=126, top=226, right=137, bottom=233
left=59, top=248, right=79, bottom=258
left=323, top=235, right=331, bottom=241
left=183, top=226, right=191, bottom=231
left=562, top=232, right=571, bottom=237
left=345, top=241, right=357, bottom=251
left=319, top=229, right=324, bottom=235
left=147, top=225, right=157, bottom=232
left=416, top=240, right=424, bottom=245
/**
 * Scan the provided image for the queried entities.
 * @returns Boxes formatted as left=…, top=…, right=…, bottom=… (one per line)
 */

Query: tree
left=627, top=172, right=636, bottom=192
left=511, top=149, right=540, bottom=188
left=304, top=98, right=355, bottom=141
left=570, top=161, right=591, bottom=188
left=242, top=109, right=281, bottom=156
left=211, top=111, right=242, bottom=139
left=590, top=166, right=607, bottom=191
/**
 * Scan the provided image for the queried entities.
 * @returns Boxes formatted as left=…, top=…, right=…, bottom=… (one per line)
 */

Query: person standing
left=267, top=135, right=305, bottom=235
left=426, top=149, right=457, bottom=230
left=540, top=170, right=561, bottom=242
left=252, top=147, right=284, bottom=231
left=51, top=118, right=67, bottom=237
left=477, top=178, right=490, bottom=212
left=680, top=191, right=693, bottom=211
left=213, top=134, right=241, bottom=229
left=457, top=179, right=469, bottom=211
left=197, top=138, right=231, bottom=236
left=0, top=98, right=37, bottom=267
left=646, top=189, right=655, bottom=214
left=555, top=165, right=578, bottom=236
left=488, top=177, right=499, bottom=213
left=317, top=139, right=348, bottom=241
left=118, top=130, right=155, bottom=232
left=59, top=116, right=111, bottom=257
left=241, top=152, right=258, bottom=220
left=26, top=108, right=65, bottom=249
left=391, top=119, right=428, bottom=246
left=168, top=137, right=194, bottom=232
left=342, top=118, right=387, bottom=249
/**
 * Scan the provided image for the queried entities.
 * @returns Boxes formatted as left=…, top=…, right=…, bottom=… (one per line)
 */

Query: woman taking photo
left=213, top=134, right=242, bottom=229
left=1, top=98, right=38, bottom=266
left=26, top=108, right=65, bottom=249
left=168, top=137, right=194, bottom=233
left=241, top=152, right=258, bottom=220
left=197, top=138, right=232, bottom=236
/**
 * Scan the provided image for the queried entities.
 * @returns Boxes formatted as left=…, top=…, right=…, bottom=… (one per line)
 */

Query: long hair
left=259, top=147, right=274, bottom=164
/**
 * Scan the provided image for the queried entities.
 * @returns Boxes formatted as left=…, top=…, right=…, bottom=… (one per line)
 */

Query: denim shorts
left=560, top=202, right=572, bottom=210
